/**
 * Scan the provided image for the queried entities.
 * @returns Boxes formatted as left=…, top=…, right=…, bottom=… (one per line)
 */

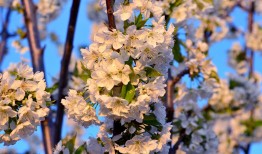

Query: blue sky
left=1, top=1, right=262, bottom=153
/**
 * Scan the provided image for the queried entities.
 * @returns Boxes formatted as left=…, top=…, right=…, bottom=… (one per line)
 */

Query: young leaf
left=144, top=67, right=162, bottom=77
left=135, top=13, right=148, bottom=29
left=143, top=113, right=162, bottom=130
left=75, top=143, right=87, bottom=154
left=209, top=71, right=220, bottom=82
left=46, top=82, right=59, bottom=94
left=125, top=83, right=135, bottom=103
left=229, top=80, right=243, bottom=89
left=121, top=84, right=127, bottom=98
left=62, top=135, right=76, bottom=154
left=172, top=37, right=184, bottom=63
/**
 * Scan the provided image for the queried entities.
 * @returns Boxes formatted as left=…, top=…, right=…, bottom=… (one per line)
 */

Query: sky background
left=0, top=0, right=262, bottom=153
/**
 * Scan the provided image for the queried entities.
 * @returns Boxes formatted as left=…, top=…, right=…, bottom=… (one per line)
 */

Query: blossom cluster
left=172, top=84, right=218, bottom=153
left=207, top=74, right=262, bottom=153
left=228, top=43, right=248, bottom=75
left=0, top=63, right=50, bottom=145
left=61, top=0, right=175, bottom=153
left=246, top=23, right=262, bottom=51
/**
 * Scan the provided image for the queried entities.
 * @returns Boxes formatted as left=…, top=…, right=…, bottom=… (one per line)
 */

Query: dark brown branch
left=248, top=1, right=255, bottom=78
left=169, top=110, right=193, bottom=154
left=244, top=2, right=255, bottom=154
left=169, top=129, right=186, bottom=154
left=166, top=69, right=189, bottom=122
left=105, top=0, right=125, bottom=137
left=0, top=7, right=12, bottom=66
left=105, top=0, right=137, bottom=136
left=166, top=69, right=189, bottom=154
left=106, top=0, right=116, bottom=30
left=22, top=0, right=52, bottom=153
left=54, top=0, right=81, bottom=146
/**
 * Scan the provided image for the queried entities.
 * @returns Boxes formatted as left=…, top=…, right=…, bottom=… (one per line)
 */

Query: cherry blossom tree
left=0, top=0, right=262, bottom=154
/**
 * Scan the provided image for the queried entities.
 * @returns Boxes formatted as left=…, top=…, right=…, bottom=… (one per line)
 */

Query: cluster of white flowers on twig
left=57, top=0, right=176, bottom=153
left=0, top=63, right=50, bottom=146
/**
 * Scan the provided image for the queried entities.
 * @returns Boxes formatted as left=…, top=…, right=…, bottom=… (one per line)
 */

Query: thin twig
left=245, top=2, right=255, bottom=154
left=169, top=110, right=192, bottom=154
left=54, top=0, right=81, bottom=146
left=169, top=129, right=186, bottom=154
left=21, top=0, right=52, bottom=153
left=0, top=7, right=12, bottom=66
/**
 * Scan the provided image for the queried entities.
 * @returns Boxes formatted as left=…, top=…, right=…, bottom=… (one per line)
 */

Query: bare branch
left=54, top=0, right=81, bottom=146
left=21, top=0, right=52, bottom=153
left=0, top=7, right=12, bottom=66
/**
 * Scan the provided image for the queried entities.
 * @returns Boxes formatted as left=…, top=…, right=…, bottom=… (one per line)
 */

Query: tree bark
left=0, top=7, right=12, bottom=67
left=54, top=0, right=81, bottom=146
left=166, top=69, right=189, bottom=122
left=106, top=0, right=116, bottom=30
left=22, top=0, right=52, bottom=153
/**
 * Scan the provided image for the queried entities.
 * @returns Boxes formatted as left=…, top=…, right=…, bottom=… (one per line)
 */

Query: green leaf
left=125, top=83, right=135, bottom=103
left=64, top=136, right=76, bottom=154
left=46, top=100, right=56, bottom=107
left=236, top=52, right=246, bottom=63
left=121, top=84, right=127, bottom=98
left=173, top=0, right=184, bottom=7
left=241, top=119, right=262, bottom=136
left=229, top=80, right=243, bottom=89
left=143, top=113, right=162, bottom=130
left=172, top=37, right=184, bottom=63
left=151, top=134, right=161, bottom=140
left=81, top=63, right=91, bottom=77
left=125, top=57, right=133, bottom=67
left=75, top=143, right=87, bottom=154
left=135, top=13, right=148, bottom=29
left=73, top=62, right=91, bottom=81
left=46, top=82, right=59, bottom=94
left=12, top=3, right=23, bottom=13
left=209, top=71, right=220, bottom=82
left=193, top=0, right=204, bottom=10
left=17, top=28, right=26, bottom=39
left=144, top=67, right=162, bottom=78
left=129, top=72, right=139, bottom=85
left=135, top=13, right=143, bottom=25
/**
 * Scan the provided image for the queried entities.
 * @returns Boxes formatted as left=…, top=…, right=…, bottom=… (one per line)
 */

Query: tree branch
left=0, top=7, right=12, bottom=67
left=106, top=0, right=116, bottom=30
left=166, top=69, right=189, bottom=122
left=105, top=0, right=125, bottom=137
left=244, top=2, right=255, bottom=154
left=169, top=110, right=192, bottom=153
left=21, top=0, right=52, bottom=153
left=166, top=69, right=189, bottom=153
left=54, top=0, right=81, bottom=146
left=248, top=1, right=255, bottom=78
left=169, top=129, right=186, bottom=154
